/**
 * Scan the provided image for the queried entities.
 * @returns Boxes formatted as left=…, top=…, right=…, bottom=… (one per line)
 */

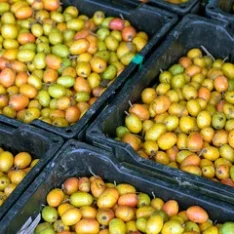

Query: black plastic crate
left=0, top=0, right=177, bottom=140
left=206, top=0, right=234, bottom=31
left=110, top=0, right=200, bottom=16
left=1, top=140, right=234, bottom=233
left=0, top=123, right=63, bottom=221
left=86, top=14, right=234, bottom=205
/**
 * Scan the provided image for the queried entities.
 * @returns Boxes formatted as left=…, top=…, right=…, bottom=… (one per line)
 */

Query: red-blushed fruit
left=186, top=206, right=209, bottom=223
left=79, top=177, right=91, bottom=192
left=118, top=193, right=138, bottom=207
left=43, top=0, right=60, bottom=11
left=63, top=177, right=79, bottom=195
left=75, top=218, right=100, bottom=234
left=109, top=18, right=125, bottom=31
left=122, top=26, right=137, bottom=42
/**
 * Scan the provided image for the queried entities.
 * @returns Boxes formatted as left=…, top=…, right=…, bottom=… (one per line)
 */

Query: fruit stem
left=198, top=148, right=206, bottom=157
left=88, top=166, right=98, bottom=177
left=100, top=225, right=106, bottom=230
left=200, top=45, right=215, bottom=61
left=159, top=68, right=163, bottom=73
left=62, top=199, right=70, bottom=203
left=152, top=191, right=156, bottom=199
left=119, top=14, right=125, bottom=20
left=128, top=100, right=133, bottom=107
left=124, top=111, right=130, bottom=116
left=69, top=55, right=78, bottom=60
left=223, top=56, right=229, bottom=63
left=89, top=30, right=98, bottom=37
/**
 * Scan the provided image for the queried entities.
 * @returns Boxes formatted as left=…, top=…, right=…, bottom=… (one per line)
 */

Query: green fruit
left=51, top=12, right=64, bottom=23
left=0, top=2, right=10, bottom=14
left=64, top=13, right=73, bottom=22
left=93, top=11, right=105, bottom=25
left=67, top=18, right=84, bottom=31
left=49, top=29, right=63, bottom=45
left=109, top=52, right=119, bottom=64
left=228, top=80, right=234, bottom=91
left=162, top=220, right=184, bottom=234
left=105, top=36, right=119, bottom=52
left=33, top=52, right=46, bottom=70
left=1, top=24, right=18, bottom=39
left=151, top=210, right=168, bottom=222
left=222, top=63, right=234, bottom=79
left=109, top=218, right=126, bottom=234
left=52, top=44, right=69, bottom=58
left=50, top=99, right=57, bottom=109
left=137, top=193, right=151, bottom=207
left=97, top=28, right=110, bottom=41
left=31, top=24, right=43, bottom=38
left=34, top=222, right=52, bottom=234
left=0, top=176, right=10, bottom=191
left=17, top=49, right=35, bottom=62
left=57, top=76, right=75, bottom=88
left=75, top=92, right=90, bottom=102
left=1, top=12, right=15, bottom=25
left=146, top=215, right=164, bottom=234
left=220, top=222, right=234, bottom=234
left=120, top=52, right=135, bottom=66
left=212, top=112, right=226, bottom=130
left=70, top=192, right=93, bottom=207
left=42, top=206, right=58, bottom=223
left=37, top=43, right=51, bottom=54
left=117, top=42, right=137, bottom=59
left=169, top=64, right=184, bottom=75
left=125, top=114, right=143, bottom=134
left=36, top=36, right=49, bottom=44
left=225, top=91, right=234, bottom=104
left=64, top=6, right=79, bottom=17
left=20, top=43, right=37, bottom=51
left=87, top=73, right=101, bottom=89
left=97, top=40, right=107, bottom=51
left=58, top=58, right=72, bottom=74
left=94, top=51, right=110, bottom=62
left=101, top=17, right=114, bottom=28
left=63, top=29, right=75, bottom=42
left=101, top=64, right=117, bottom=80
left=184, top=221, right=200, bottom=232
left=3, top=39, right=19, bottom=49
left=19, top=19, right=34, bottom=29
left=38, top=228, right=56, bottom=234
left=111, top=30, right=122, bottom=42
left=171, top=74, right=186, bottom=89
left=144, top=123, right=167, bottom=142
left=159, top=71, right=172, bottom=84
left=48, top=84, right=66, bottom=99
left=116, top=126, right=130, bottom=139
left=230, top=166, right=234, bottom=182
left=38, top=90, right=51, bottom=107
left=136, top=217, right=147, bottom=232
left=53, top=220, right=69, bottom=232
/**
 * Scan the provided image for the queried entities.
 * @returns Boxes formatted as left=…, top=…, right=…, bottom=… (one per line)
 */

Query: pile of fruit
left=164, top=0, right=189, bottom=4
left=35, top=175, right=234, bottom=234
left=140, top=0, right=189, bottom=4
left=0, top=0, right=148, bottom=127
left=115, top=48, right=234, bottom=187
left=0, top=148, right=37, bottom=205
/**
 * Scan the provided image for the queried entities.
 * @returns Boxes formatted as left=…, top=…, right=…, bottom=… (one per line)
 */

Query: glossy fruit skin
left=0, top=3, right=149, bottom=129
